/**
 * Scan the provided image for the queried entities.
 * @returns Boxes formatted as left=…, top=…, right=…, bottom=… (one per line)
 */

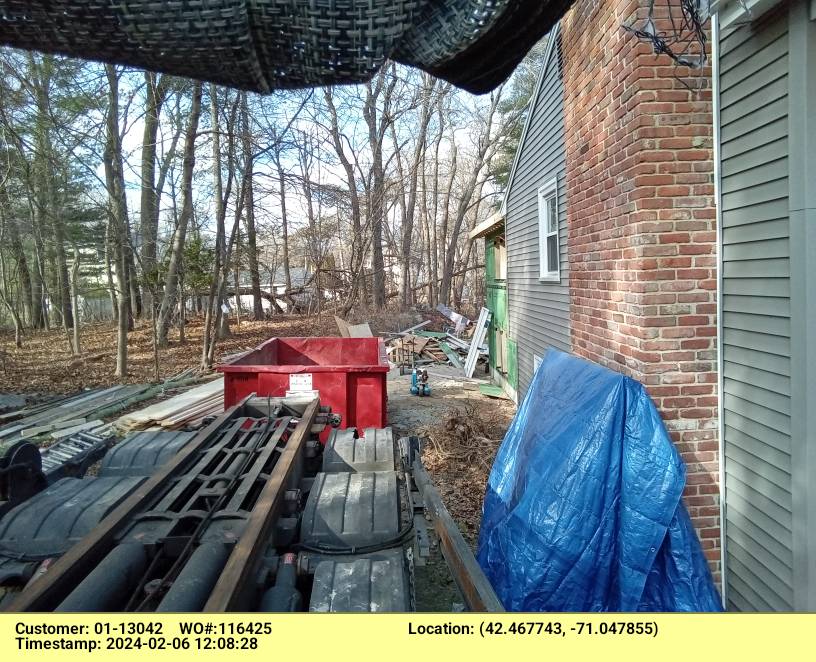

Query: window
left=538, top=178, right=560, bottom=280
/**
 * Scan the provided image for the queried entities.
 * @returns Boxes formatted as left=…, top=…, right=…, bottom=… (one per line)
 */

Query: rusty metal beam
left=204, top=398, right=320, bottom=611
left=411, top=460, right=504, bottom=612
left=6, top=399, right=248, bottom=612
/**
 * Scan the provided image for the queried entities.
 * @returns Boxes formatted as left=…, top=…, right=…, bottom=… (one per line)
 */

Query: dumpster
left=217, top=337, right=389, bottom=431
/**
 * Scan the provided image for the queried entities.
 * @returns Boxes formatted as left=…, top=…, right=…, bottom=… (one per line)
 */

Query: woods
left=0, top=49, right=536, bottom=379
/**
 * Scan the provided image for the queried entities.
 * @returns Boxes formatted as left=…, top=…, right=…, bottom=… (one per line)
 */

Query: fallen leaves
left=0, top=314, right=339, bottom=394
left=419, top=400, right=513, bottom=546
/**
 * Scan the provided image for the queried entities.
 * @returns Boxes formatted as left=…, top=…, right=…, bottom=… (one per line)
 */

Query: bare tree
left=438, top=88, right=505, bottom=305
left=201, top=84, right=240, bottom=368
left=139, top=71, right=172, bottom=313
left=103, top=64, right=131, bottom=378
left=362, top=67, right=398, bottom=309
left=394, top=74, right=439, bottom=307
left=156, top=81, right=203, bottom=346
left=240, top=92, right=264, bottom=320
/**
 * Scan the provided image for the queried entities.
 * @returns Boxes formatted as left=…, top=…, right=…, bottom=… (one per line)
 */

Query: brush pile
left=419, top=401, right=509, bottom=545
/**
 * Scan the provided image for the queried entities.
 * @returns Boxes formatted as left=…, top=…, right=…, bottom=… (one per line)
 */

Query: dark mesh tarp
left=477, top=349, right=722, bottom=611
left=0, top=1, right=573, bottom=93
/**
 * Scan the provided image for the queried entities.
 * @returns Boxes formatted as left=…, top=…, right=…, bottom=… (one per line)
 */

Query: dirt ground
left=388, top=366, right=515, bottom=545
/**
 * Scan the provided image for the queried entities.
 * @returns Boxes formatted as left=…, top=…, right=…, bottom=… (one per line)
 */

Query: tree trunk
left=361, top=70, right=396, bottom=310
left=178, top=263, right=186, bottom=345
left=139, top=72, right=169, bottom=313
left=157, top=82, right=203, bottom=346
left=202, top=86, right=240, bottom=367
left=296, top=131, right=324, bottom=310
left=28, top=53, right=71, bottom=330
left=270, top=139, right=293, bottom=312
left=125, top=213, right=141, bottom=322
left=29, top=230, right=44, bottom=329
left=69, top=243, right=81, bottom=354
left=104, top=65, right=131, bottom=379
left=399, top=75, right=437, bottom=307
left=324, top=89, right=365, bottom=313
left=438, top=91, right=502, bottom=305
left=240, top=94, right=263, bottom=321
left=104, top=217, right=118, bottom=322
left=0, top=206, right=24, bottom=348
left=3, top=202, right=33, bottom=326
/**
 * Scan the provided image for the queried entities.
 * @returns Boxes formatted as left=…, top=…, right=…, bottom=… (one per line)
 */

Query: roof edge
left=469, top=212, right=506, bottom=241
left=500, top=22, right=561, bottom=216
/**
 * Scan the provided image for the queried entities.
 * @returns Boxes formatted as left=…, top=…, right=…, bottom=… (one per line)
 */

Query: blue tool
left=410, top=368, right=431, bottom=396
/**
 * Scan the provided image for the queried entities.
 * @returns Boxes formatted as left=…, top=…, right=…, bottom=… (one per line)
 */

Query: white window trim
left=537, top=177, right=560, bottom=282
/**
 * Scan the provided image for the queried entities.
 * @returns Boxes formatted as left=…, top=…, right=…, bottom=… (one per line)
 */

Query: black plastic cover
left=99, top=430, right=195, bottom=477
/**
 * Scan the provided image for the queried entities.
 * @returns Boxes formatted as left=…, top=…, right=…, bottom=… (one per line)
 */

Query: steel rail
left=204, top=398, right=320, bottom=611
left=411, top=459, right=504, bottom=612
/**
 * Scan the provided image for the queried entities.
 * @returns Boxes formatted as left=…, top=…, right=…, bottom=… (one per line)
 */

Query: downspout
left=711, top=11, right=728, bottom=607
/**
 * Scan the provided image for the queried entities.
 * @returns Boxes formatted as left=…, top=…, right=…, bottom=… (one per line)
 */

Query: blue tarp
left=477, top=349, right=722, bottom=612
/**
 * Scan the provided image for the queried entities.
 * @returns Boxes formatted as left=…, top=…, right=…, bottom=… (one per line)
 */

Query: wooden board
left=50, top=420, right=104, bottom=440
left=479, top=384, right=510, bottom=400
left=334, top=315, right=351, bottom=338
left=396, top=334, right=430, bottom=354
left=335, top=315, right=372, bottom=338
left=114, top=378, right=223, bottom=432
left=412, top=460, right=504, bottom=612
left=347, top=322, right=373, bottom=337
left=414, top=330, right=447, bottom=339
left=21, top=419, right=85, bottom=438
left=439, top=342, right=464, bottom=370
left=397, top=320, right=431, bottom=335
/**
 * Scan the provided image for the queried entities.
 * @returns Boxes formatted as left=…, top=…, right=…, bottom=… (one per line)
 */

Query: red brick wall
left=560, top=0, right=721, bottom=581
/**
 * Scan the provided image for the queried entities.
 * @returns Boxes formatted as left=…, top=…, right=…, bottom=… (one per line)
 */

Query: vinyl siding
left=718, top=7, right=794, bottom=611
left=505, top=31, right=570, bottom=399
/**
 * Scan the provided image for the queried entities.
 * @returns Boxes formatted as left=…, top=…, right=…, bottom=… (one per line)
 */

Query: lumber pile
left=387, top=332, right=463, bottom=367
left=0, top=384, right=158, bottom=444
left=112, top=377, right=224, bottom=433
left=0, top=369, right=209, bottom=445
left=384, top=309, right=489, bottom=376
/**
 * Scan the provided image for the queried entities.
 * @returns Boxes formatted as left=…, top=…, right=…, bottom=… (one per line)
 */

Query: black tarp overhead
left=0, top=1, right=574, bottom=94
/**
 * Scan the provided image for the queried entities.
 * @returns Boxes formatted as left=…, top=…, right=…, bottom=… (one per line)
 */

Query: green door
left=485, top=233, right=515, bottom=390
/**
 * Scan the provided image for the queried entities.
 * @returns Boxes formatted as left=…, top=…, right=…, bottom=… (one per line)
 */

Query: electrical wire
left=623, top=0, right=710, bottom=91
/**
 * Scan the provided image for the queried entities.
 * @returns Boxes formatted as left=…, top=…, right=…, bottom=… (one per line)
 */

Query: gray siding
left=505, top=31, right=570, bottom=399
left=719, top=7, right=794, bottom=611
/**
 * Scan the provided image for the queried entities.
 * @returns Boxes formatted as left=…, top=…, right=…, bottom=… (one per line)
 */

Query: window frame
left=537, top=177, right=560, bottom=282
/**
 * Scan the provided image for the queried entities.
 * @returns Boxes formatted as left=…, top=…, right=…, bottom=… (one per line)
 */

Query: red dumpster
left=217, top=337, right=389, bottom=431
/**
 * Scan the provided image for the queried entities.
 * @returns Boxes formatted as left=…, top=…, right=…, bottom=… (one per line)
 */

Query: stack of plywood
left=113, top=377, right=224, bottom=433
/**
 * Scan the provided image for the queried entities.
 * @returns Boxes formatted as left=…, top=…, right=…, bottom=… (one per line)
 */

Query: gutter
left=711, top=11, right=728, bottom=607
